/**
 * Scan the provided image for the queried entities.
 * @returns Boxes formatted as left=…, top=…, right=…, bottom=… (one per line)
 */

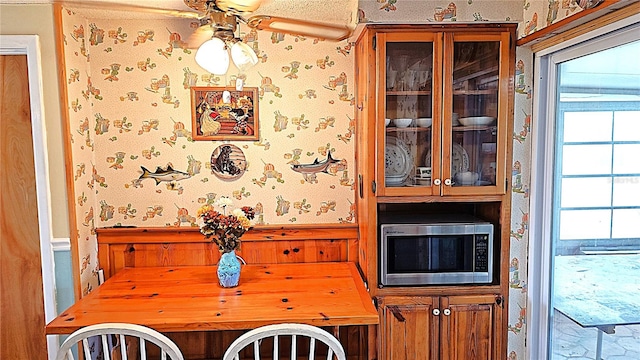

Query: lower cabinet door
left=439, top=295, right=501, bottom=360
left=377, top=294, right=503, bottom=360
left=378, top=296, right=438, bottom=360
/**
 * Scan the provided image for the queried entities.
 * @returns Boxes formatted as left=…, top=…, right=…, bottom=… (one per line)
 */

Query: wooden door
left=0, top=54, right=47, bottom=359
left=374, top=31, right=442, bottom=198
left=439, top=295, right=500, bottom=360
left=440, top=30, right=514, bottom=197
left=378, top=296, right=437, bottom=360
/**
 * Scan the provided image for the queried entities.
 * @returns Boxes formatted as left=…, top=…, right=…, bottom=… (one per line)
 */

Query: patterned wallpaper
left=359, top=0, right=594, bottom=39
left=358, top=0, right=523, bottom=23
left=509, top=45, right=533, bottom=360
left=521, top=0, right=602, bottom=38
left=61, top=9, right=357, bottom=293
left=61, top=1, right=598, bottom=358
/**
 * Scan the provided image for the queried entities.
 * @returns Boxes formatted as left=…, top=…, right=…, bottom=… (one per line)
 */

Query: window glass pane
left=563, top=111, right=612, bottom=142
left=613, top=177, right=640, bottom=206
left=561, top=177, right=612, bottom=207
left=613, top=111, right=640, bottom=141
left=559, top=209, right=611, bottom=240
left=562, top=144, right=612, bottom=175
left=612, top=209, right=640, bottom=238
left=613, top=144, right=640, bottom=174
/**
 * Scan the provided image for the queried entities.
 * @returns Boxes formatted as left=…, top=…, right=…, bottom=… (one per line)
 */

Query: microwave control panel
left=475, top=234, right=489, bottom=271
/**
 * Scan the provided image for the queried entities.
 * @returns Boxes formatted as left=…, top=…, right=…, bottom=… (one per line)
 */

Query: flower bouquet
left=197, top=196, right=255, bottom=253
left=198, top=197, right=255, bottom=288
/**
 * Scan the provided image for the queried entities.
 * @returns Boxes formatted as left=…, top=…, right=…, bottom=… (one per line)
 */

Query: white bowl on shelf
left=385, top=118, right=391, bottom=127
left=458, top=116, right=496, bottom=126
left=416, top=118, right=432, bottom=127
left=393, top=118, right=413, bottom=128
left=455, top=171, right=479, bottom=185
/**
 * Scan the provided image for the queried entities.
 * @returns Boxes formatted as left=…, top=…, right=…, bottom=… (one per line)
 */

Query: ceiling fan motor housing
left=183, top=0, right=262, bottom=14
left=209, top=10, right=238, bottom=41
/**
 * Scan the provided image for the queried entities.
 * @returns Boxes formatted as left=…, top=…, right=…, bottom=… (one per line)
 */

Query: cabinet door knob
left=444, top=178, right=452, bottom=186
left=432, top=309, right=441, bottom=316
left=433, top=178, right=442, bottom=186
left=443, top=308, right=451, bottom=316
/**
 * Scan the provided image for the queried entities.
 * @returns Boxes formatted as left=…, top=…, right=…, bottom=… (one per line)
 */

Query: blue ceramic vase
left=217, top=250, right=241, bottom=288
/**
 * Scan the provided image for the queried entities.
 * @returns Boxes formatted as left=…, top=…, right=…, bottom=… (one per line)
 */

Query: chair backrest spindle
left=308, top=337, right=315, bottom=360
left=222, top=323, right=346, bottom=360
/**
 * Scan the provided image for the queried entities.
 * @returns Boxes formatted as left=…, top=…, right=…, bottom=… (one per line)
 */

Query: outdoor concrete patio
left=551, top=310, right=640, bottom=360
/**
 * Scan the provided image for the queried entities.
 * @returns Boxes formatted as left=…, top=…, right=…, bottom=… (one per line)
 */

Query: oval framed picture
left=210, top=144, right=247, bottom=181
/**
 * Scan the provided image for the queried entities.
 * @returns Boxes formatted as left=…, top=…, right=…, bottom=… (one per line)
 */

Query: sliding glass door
left=531, top=21, right=640, bottom=360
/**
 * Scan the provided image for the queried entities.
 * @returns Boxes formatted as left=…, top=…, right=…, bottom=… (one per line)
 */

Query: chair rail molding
left=51, top=237, right=71, bottom=252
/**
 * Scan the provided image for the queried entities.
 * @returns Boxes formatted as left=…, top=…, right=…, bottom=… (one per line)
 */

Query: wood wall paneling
left=97, top=224, right=359, bottom=278
left=95, top=224, right=367, bottom=359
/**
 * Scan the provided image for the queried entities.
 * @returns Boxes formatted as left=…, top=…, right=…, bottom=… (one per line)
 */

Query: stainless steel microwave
left=379, top=215, right=494, bottom=286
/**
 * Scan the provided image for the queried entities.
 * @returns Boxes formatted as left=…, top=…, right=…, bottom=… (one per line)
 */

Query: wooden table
left=46, top=262, right=379, bottom=334
left=553, top=254, right=640, bottom=360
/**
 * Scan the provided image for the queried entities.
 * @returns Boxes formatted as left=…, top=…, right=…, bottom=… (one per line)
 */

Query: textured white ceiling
left=44, top=0, right=357, bottom=27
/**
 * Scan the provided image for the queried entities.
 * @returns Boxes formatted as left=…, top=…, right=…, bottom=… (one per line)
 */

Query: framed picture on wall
left=190, top=86, right=259, bottom=141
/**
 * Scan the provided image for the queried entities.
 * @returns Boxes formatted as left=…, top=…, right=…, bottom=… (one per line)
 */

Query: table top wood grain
left=553, top=254, right=640, bottom=328
left=46, top=262, right=378, bottom=334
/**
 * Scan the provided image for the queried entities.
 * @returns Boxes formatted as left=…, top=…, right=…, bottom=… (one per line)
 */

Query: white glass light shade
left=230, top=41, right=259, bottom=72
left=195, top=37, right=230, bottom=75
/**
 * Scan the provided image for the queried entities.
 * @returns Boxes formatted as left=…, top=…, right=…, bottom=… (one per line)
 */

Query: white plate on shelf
left=385, top=137, right=413, bottom=184
left=424, top=143, right=469, bottom=180
left=458, top=116, right=496, bottom=126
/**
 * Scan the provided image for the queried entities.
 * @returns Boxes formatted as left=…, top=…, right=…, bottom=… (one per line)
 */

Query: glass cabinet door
left=378, top=32, right=440, bottom=195
left=442, top=32, right=509, bottom=195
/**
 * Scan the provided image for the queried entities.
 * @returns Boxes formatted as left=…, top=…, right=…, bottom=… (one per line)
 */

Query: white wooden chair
left=55, top=323, right=184, bottom=360
left=222, top=323, right=346, bottom=360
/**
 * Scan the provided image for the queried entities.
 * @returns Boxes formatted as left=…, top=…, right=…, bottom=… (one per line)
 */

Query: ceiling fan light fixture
left=195, top=37, right=230, bottom=75
left=230, top=40, right=259, bottom=72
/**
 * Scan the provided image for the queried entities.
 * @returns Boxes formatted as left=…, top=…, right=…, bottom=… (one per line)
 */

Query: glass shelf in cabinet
left=452, top=89, right=497, bottom=95
left=452, top=125, right=497, bottom=132
left=386, top=127, right=431, bottom=133
left=386, top=90, right=432, bottom=96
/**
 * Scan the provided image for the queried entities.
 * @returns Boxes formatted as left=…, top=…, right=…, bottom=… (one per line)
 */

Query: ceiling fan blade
left=58, top=0, right=201, bottom=19
left=186, top=25, right=215, bottom=49
left=246, top=15, right=352, bottom=41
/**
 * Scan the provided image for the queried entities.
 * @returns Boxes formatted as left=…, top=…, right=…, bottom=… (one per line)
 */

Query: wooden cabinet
left=355, top=24, right=515, bottom=199
left=353, top=23, right=516, bottom=360
left=378, top=295, right=503, bottom=360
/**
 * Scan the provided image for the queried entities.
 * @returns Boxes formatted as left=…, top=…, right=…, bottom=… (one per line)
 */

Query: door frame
left=0, top=34, right=57, bottom=359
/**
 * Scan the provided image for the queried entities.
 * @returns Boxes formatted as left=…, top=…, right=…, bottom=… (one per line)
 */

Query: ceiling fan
left=59, top=0, right=355, bottom=47
left=59, top=0, right=354, bottom=74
